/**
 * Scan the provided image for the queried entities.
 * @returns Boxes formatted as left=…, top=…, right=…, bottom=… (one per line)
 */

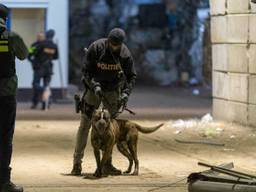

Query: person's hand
left=94, top=86, right=102, bottom=98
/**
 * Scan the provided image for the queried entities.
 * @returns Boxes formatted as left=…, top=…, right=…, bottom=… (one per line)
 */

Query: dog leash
left=118, top=101, right=136, bottom=116
left=100, top=94, right=136, bottom=117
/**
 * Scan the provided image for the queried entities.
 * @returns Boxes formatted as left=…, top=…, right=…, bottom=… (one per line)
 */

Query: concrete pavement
left=12, top=86, right=213, bottom=192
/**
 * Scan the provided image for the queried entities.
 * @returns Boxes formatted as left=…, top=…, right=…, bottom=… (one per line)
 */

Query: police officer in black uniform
left=28, top=32, right=45, bottom=109
left=0, top=3, right=28, bottom=192
left=32, top=29, right=58, bottom=110
left=71, top=28, right=137, bottom=175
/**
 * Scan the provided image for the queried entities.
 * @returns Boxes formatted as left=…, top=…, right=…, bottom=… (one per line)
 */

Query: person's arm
left=85, top=43, right=98, bottom=76
left=10, top=32, right=28, bottom=60
left=83, top=42, right=101, bottom=90
left=52, top=44, right=59, bottom=60
left=122, top=50, right=137, bottom=95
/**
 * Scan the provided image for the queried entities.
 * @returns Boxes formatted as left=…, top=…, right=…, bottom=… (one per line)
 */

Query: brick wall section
left=211, top=0, right=256, bottom=127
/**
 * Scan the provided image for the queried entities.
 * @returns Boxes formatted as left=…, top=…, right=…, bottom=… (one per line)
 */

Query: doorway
left=9, top=8, right=46, bottom=47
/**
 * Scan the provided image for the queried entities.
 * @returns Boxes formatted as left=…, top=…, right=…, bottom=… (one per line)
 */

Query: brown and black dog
left=91, top=108, right=163, bottom=177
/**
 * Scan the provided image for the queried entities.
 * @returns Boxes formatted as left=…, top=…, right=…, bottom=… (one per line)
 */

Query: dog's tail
left=136, top=123, right=164, bottom=134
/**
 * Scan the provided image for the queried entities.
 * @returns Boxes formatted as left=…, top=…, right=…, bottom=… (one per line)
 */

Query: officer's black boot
left=71, top=163, right=82, bottom=176
left=103, top=158, right=122, bottom=175
left=0, top=168, right=23, bottom=192
left=30, top=104, right=37, bottom=109
left=41, top=101, right=46, bottom=110
left=1, top=182, right=23, bottom=192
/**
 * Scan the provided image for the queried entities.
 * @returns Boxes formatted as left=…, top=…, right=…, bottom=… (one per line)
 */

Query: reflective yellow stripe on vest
left=0, top=40, right=8, bottom=44
left=0, top=40, right=9, bottom=52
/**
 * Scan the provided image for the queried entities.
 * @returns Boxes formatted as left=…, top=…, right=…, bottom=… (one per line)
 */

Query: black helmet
left=108, top=28, right=126, bottom=45
left=46, top=29, right=55, bottom=39
left=0, top=4, right=9, bottom=19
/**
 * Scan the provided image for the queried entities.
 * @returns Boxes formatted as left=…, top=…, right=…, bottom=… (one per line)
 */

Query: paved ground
left=17, top=86, right=212, bottom=121
left=13, top=86, right=255, bottom=192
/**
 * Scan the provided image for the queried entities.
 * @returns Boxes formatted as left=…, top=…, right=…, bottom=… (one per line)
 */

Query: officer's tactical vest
left=0, top=32, right=17, bottom=96
left=0, top=32, right=15, bottom=79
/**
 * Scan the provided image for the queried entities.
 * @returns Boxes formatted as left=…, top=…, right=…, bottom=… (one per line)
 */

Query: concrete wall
left=211, top=0, right=256, bottom=127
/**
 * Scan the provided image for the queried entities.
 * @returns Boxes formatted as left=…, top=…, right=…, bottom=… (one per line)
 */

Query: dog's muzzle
left=94, top=109, right=110, bottom=135
left=95, top=119, right=107, bottom=135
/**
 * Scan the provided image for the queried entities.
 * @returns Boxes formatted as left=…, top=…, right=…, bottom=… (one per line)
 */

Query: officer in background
left=0, top=3, right=28, bottom=192
left=71, top=28, right=137, bottom=175
left=32, top=29, right=58, bottom=110
left=28, top=32, right=45, bottom=109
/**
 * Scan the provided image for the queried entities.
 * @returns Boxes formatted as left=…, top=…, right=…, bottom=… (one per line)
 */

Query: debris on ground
left=174, top=130, right=182, bottom=135
left=188, top=162, right=256, bottom=192
left=202, top=127, right=224, bottom=137
left=201, top=113, right=213, bottom=123
left=223, top=148, right=235, bottom=152
left=175, top=138, right=225, bottom=146
left=230, top=135, right=236, bottom=139
left=166, top=113, right=225, bottom=138
left=172, top=119, right=197, bottom=130
left=249, top=133, right=256, bottom=137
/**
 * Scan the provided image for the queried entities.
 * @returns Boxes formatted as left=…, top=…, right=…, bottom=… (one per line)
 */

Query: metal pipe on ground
left=188, top=180, right=256, bottom=192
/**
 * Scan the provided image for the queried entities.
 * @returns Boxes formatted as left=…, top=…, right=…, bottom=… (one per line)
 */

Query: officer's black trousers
left=32, top=70, right=43, bottom=106
left=32, top=69, right=52, bottom=107
left=0, top=96, right=16, bottom=184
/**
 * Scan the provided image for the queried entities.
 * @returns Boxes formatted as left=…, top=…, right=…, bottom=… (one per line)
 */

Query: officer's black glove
left=94, top=86, right=102, bottom=98
left=120, top=92, right=129, bottom=105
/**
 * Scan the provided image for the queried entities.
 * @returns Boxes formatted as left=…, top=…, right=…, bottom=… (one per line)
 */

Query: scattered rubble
left=164, top=113, right=229, bottom=142
left=201, top=113, right=213, bottom=123
left=223, top=148, right=235, bottom=152
left=230, top=135, right=236, bottom=139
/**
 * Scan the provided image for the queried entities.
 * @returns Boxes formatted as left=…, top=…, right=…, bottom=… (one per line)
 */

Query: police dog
left=91, top=107, right=163, bottom=177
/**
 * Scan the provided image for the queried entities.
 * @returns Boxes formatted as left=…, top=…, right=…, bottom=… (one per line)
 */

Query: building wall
left=12, top=9, right=45, bottom=47
left=210, top=0, right=256, bottom=127
left=1, top=0, right=69, bottom=89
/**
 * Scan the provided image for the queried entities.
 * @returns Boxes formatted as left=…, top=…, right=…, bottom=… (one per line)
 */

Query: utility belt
left=83, top=76, right=122, bottom=92
left=99, top=81, right=120, bottom=92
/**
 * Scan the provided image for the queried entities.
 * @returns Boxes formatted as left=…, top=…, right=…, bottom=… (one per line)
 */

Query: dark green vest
left=0, top=32, right=17, bottom=96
